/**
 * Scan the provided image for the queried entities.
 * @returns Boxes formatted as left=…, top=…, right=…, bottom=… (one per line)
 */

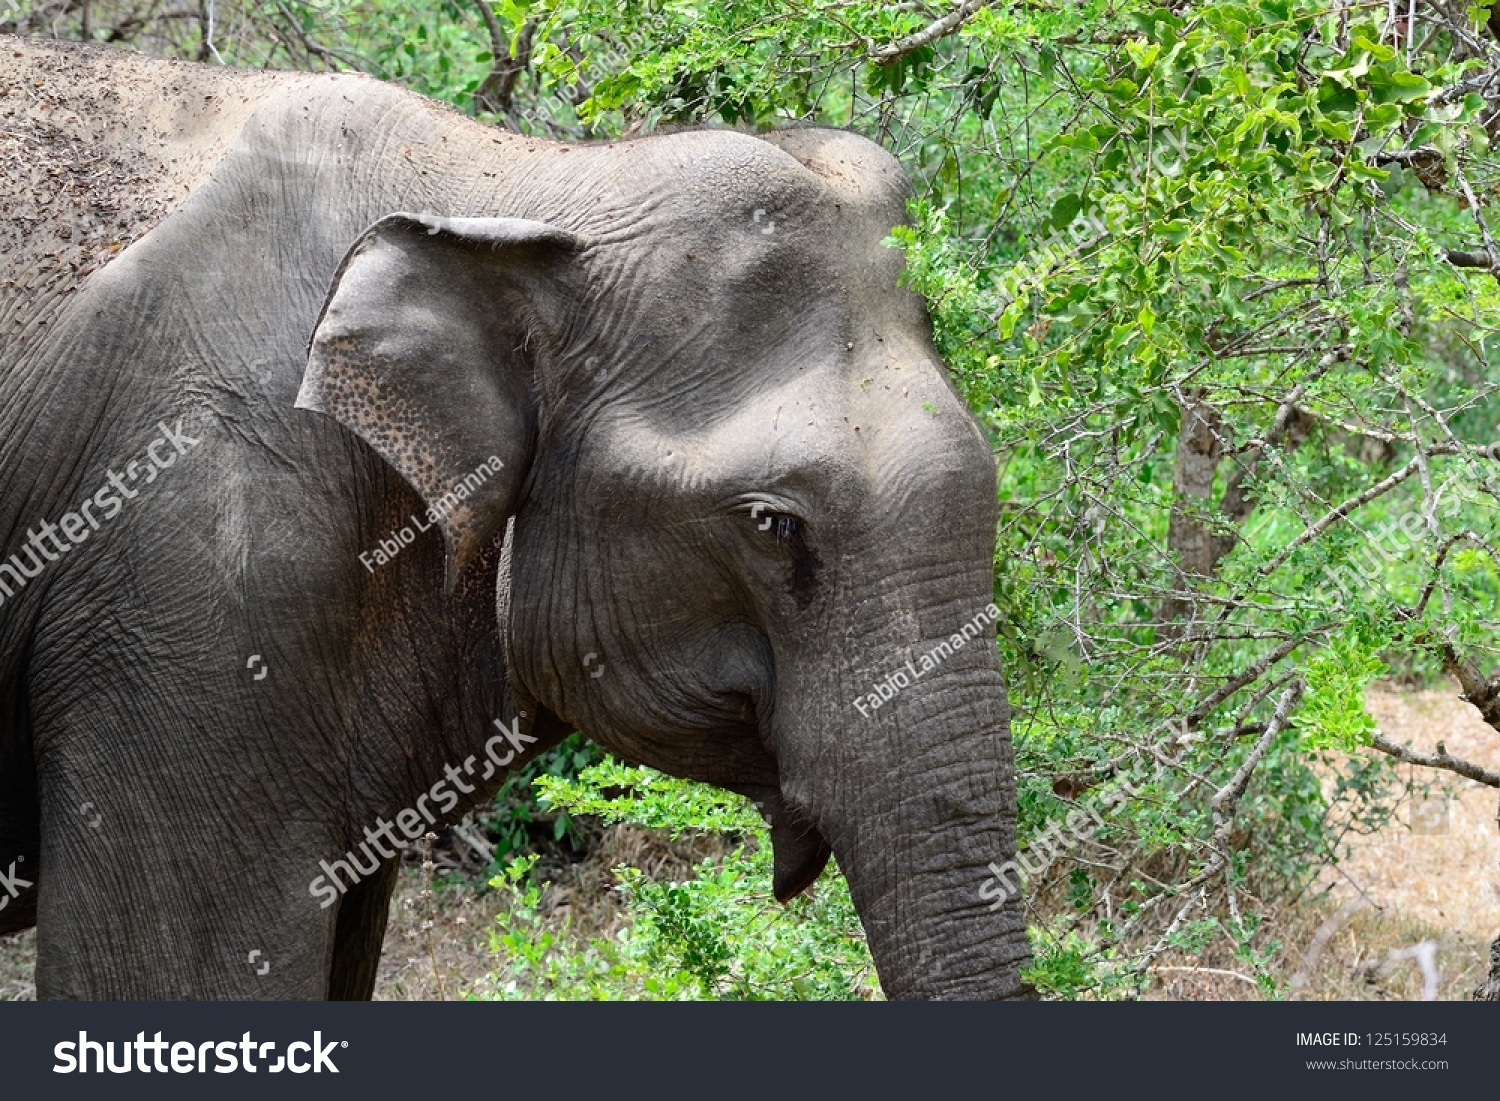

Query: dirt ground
left=1148, top=680, right=1500, bottom=1001
left=2, top=679, right=1496, bottom=1001
left=372, top=824, right=726, bottom=1001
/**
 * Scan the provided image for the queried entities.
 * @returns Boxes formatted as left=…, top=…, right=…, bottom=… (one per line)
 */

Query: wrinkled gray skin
left=0, top=38, right=1028, bottom=999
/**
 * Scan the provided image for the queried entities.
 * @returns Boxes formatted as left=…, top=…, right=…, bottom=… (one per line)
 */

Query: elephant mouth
left=558, top=681, right=833, bottom=900
left=762, top=792, right=833, bottom=902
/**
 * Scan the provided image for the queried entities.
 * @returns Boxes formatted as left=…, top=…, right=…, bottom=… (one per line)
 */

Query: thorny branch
left=870, top=0, right=993, bottom=65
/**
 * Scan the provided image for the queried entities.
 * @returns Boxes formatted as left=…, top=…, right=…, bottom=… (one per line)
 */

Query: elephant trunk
left=773, top=607, right=1032, bottom=1000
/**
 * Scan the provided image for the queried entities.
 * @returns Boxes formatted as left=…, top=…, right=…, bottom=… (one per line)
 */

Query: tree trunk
left=1159, top=394, right=1222, bottom=636
left=1478, top=794, right=1500, bottom=1000
left=1159, top=394, right=1313, bottom=638
left=1475, top=936, right=1500, bottom=1000
left=473, top=5, right=534, bottom=117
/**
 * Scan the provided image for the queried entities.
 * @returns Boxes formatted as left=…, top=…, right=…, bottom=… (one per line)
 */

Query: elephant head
left=297, top=127, right=1029, bottom=999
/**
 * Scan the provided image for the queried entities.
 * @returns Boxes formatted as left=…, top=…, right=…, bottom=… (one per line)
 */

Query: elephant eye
left=748, top=505, right=802, bottom=544
left=746, top=506, right=820, bottom=609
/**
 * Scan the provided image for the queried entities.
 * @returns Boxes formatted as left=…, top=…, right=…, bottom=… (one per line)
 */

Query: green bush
left=482, top=760, right=878, bottom=1000
left=472, top=734, right=602, bottom=866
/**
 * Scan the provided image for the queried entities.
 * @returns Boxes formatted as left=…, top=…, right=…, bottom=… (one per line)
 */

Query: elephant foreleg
left=328, top=857, right=400, bottom=1000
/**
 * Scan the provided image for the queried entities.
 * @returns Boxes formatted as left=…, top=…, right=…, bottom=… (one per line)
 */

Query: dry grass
left=374, top=824, right=728, bottom=1001
left=0, top=928, right=32, bottom=1002
left=2, top=680, right=1496, bottom=1000
left=1147, top=679, right=1500, bottom=1001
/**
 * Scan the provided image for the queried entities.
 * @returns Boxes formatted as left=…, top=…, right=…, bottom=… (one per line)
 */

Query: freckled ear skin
left=297, top=213, right=583, bottom=587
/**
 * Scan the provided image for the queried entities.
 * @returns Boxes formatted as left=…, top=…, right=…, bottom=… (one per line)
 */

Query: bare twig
left=1453, top=160, right=1500, bottom=274
left=1150, top=964, right=1261, bottom=987
left=1446, top=249, right=1500, bottom=279
left=418, top=832, right=448, bottom=1001
left=871, top=0, right=993, bottom=64
left=1210, top=681, right=1302, bottom=814
left=451, top=820, right=497, bottom=864
left=1259, top=455, right=1422, bottom=577
left=1367, top=729, right=1500, bottom=787
left=1187, top=634, right=1308, bottom=727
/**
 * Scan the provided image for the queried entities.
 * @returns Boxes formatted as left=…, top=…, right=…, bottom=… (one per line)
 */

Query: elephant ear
left=298, top=213, right=583, bottom=586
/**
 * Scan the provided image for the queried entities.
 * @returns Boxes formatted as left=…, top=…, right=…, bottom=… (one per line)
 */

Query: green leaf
left=1297, top=630, right=1389, bottom=751
left=1125, top=38, right=1161, bottom=72
left=1314, top=115, right=1355, bottom=142
left=1318, top=79, right=1359, bottom=114
left=1348, top=157, right=1389, bottom=182
left=1052, top=130, right=1102, bottom=152
left=1368, top=70, right=1431, bottom=105
left=1363, top=102, right=1403, bottom=131
left=1349, top=34, right=1395, bottom=62
left=1152, top=218, right=1193, bottom=244
left=1050, top=193, right=1084, bottom=229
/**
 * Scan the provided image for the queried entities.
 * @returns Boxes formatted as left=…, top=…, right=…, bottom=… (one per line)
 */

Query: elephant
left=0, top=35, right=1029, bottom=999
